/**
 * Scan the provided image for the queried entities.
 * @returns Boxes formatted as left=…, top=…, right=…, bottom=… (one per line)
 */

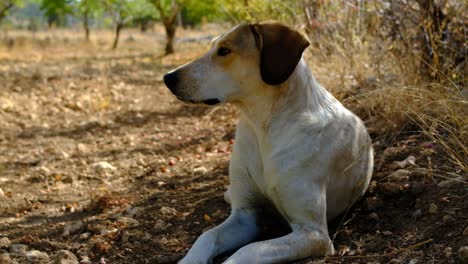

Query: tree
left=0, top=0, right=21, bottom=23
left=103, top=0, right=155, bottom=49
left=149, top=0, right=181, bottom=54
left=39, top=0, right=73, bottom=28
left=76, top=0, right=103, bottom=41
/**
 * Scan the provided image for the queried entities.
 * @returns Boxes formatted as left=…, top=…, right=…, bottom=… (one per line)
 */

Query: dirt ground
left=0, top=26, right=466, bottom=264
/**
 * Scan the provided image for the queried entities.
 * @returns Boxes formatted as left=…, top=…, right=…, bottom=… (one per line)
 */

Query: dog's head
left=163, top=21, right=309, bottom=106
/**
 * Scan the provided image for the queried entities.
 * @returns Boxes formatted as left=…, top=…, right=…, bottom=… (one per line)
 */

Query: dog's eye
left=217, top=47, right=231, bottom=56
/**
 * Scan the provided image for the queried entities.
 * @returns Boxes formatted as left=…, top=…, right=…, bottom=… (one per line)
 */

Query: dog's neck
left=235, top=59, right=339, bottom=135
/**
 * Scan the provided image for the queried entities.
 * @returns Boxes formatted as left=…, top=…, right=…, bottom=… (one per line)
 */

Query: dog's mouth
left=176, top=97, right=221, bottom=106
left=202, top=99, right=221, bottom=105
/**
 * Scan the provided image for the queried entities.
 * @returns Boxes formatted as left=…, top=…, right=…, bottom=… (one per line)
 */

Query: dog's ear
left=250, top=22, right=309, bottom=85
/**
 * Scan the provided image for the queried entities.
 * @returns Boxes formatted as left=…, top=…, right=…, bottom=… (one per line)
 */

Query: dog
left=163, top=21, right=373, bottom=264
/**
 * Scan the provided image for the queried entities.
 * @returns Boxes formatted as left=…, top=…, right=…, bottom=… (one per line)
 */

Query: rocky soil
left=0, top=27, right=466, bottom=264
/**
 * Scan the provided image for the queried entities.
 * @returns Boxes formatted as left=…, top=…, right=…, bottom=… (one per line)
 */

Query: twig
left=326, top=238, right=433, bottom=259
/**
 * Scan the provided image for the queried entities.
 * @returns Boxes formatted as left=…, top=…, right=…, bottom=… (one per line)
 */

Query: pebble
left=0, top=237, right=11, bottom=249
left=193, top=166, right=208, bottom=175
left=463, top=226, right=468, bottom=236
left=26, top=250, right=50, bottom=263
left=80, top=256, right=92, bottom=264
left=121, top=231, right=130, bottom=243
left=116, top=216, right=140, bottom=228
left=160, top=206, right=177, bottom=216
left=367, top=212, right=379, bottom=221
left=53, top=250, right=79, bottom=264
left=37, top=166, right=52, bottom=176
left=387, top=169, right=410, bottom=181
left=79, top=232, right=91, bottom=240
left=408, top=259, right=419, bottom=264
left=364, top=197, right=383, bottom=211
left=444, top=247, right=453, bottom=258
left=10, top=244, right=27, bottom=255
left=0, top=253, right=16, bottom=264
left=442, top=214, right=455, bottom=223
left=392, top=155, right=416, bottom=169
left=63, top=221, right=84, bottom=237
left=154, top=219, right=169, bottom=231
left=411, top=209, right=422, bottom=218
left=92, top=161, right=116, bottom=171
left=459, top=246, right=468, bottom=263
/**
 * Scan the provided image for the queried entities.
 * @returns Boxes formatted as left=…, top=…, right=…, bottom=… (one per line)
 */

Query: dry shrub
left=232, top=0, right=467, bottom=173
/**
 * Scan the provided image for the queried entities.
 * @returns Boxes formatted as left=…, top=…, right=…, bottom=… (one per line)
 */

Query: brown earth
left=0, top=27, right=466, bottom=264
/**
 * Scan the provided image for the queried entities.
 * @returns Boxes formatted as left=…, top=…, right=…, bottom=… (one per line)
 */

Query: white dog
left=163, top=21, right=373, bottom=264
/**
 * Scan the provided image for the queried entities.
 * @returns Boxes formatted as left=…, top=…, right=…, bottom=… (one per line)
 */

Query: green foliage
left=0, top=0, right=24, bottom=22
left=181, top=0, right=222, bottom=26
left=220, top=0, right=302, bottom=24
left=39, top=0, right=73, bottom=17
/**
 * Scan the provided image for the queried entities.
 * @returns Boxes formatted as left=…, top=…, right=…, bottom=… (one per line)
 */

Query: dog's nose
left=163, top=71, right=179, bottom=93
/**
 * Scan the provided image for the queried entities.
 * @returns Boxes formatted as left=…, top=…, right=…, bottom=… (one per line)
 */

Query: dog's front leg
left=179, top=208, right=259, bottom=264
left=222, top=224, right=332, bottom=264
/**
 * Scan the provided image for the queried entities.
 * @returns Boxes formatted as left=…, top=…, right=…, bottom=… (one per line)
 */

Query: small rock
left=80, top=255, right=91, bottom=264
left=0, top=253, right=16, bottom=264
left=463, top=226, right=468, bottom=236
left=444, top=247, right=453, bottom=258
left=408, top=259, right=419, bottom=264
left=0, top=237, right=11, bottom=249
left=10, top=244, right=27, bottom=255
left=193, top=166, right=208, bottom=175
left=76, top=143, right=88, bottom=154
left=125, top=206, right=142, bottom=218
left=160, top=206, right=177, bottom=216
left=364, top=197, right=384, bottom=211
left=37, top=166, right=51, bottom=176
left=411, top=209, right=422, bottom=218
left=392, top=156, right=416, bottom=169
left=92, top=161, right=116, bottom=171
left=63, top=221, right=84, bottom=237
left=387, top=169, right=410, bottom=181
left=368, top=212, right=379, bottom=221
left=442, top=214, right=455, bottom=223
left=26, top=250, right=50, bottom=263
left=79, top=232, right=91, bottom=240
left=154, top=219, right=170, bottom=231
left=459, top=246, right=468, bottom=263
left=429, top=203, right=438, bottom=213
left=116, top=217, right=139, bottom=228
left=121, top=231, right=130, bottom=243
left=53, top=250, right=79, bottom=264
left=382, top=230, right=393, bottom=236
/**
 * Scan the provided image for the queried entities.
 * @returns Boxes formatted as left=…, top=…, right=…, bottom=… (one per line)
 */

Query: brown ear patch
left=250, top=22, right=310, bottom=85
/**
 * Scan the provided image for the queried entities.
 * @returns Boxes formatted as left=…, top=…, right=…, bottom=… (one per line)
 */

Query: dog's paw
left=178, top=257, right=211, bottom=264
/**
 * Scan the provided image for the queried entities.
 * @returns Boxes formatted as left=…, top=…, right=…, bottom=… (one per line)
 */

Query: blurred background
left=0, top=1, right=466, bottom=264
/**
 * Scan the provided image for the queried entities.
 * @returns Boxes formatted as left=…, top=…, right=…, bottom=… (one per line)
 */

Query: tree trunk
left=164, top=22, right=176, bottom=54
left=83, top=11, right=90, bottom=41
left=112, top=22, right=123, bottom=50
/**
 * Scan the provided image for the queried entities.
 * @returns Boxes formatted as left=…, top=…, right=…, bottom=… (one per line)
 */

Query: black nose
left=163, top=71, right=179, bottom=93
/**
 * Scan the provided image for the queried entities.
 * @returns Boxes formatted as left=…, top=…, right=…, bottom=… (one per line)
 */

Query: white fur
left=166, top=25, right=373, bottom=264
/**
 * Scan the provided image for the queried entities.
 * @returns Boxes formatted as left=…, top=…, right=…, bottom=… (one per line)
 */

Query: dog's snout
left=163, top=71, right=179, bottom=92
